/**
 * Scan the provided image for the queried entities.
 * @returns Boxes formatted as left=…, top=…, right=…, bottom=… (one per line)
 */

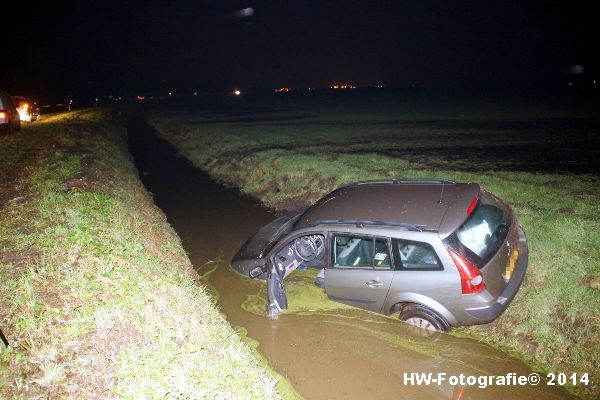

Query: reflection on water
left=128, top=119, right=575, bottom=400
left=241, top=269, right=352, bottom=316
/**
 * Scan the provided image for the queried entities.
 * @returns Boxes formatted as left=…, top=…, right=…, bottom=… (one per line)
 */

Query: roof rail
left=304, top=219, right=429, bottom=232
left=352, top=178, right=456, bottom=186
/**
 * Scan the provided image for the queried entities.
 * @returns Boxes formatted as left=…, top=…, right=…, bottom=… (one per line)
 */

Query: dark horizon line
left=20, top=84, right=598, bottom=105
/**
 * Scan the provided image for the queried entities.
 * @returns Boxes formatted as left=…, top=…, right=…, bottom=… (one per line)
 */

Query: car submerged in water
left=231, top=179, right=528, bottom=331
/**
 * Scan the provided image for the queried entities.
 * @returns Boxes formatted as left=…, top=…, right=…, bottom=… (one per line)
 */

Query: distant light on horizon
left=329, top=83, right=356, bottom=90
left=227, top=7, right=254, bottom=19
left=234, top=89, right=241, bottom=96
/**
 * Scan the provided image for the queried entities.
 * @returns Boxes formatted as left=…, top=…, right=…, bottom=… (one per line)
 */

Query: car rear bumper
left=463, top=227, right=528, bottom=323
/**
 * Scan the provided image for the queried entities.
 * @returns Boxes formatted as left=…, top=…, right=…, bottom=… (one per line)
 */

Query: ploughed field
left=147, top=91, right=600, bottom=399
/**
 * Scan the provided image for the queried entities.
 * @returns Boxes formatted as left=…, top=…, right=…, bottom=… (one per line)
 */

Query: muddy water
left=127, top=119, right=574, bottom=400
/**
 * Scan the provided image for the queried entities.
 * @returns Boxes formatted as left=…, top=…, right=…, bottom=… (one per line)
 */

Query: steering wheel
left=294, top=235, right=324, bottom=262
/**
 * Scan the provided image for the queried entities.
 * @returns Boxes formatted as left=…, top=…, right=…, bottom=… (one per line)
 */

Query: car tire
left=398, top=304, right=450, bottom=332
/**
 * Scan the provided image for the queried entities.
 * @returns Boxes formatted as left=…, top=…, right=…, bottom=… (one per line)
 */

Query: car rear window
left=456, top=200, right=508, bottom=265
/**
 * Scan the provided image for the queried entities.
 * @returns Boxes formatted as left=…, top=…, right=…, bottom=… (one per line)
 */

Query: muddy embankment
left=0, top=110, right=280, bottom=399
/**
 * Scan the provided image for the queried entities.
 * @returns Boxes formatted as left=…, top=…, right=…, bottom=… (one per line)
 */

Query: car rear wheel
left=398, top=304, right=449, bottom=332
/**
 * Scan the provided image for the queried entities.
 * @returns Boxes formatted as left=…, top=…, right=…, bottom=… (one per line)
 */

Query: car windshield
left=456, top=200, right=508, bottom=264
left=235, top=209, right=305, bottom=259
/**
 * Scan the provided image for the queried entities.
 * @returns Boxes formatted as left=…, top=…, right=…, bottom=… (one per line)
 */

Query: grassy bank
left=0, top=110, right=280, bottom=398
left=148, top=99, right=600, bottom=398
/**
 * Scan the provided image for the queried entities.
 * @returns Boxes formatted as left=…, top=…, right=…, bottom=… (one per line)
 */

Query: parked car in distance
left=0, top=89, right=21, bottom=134
left=232, top=179, right=528, bottom=331
left=11, top=96, right=40, bottom=123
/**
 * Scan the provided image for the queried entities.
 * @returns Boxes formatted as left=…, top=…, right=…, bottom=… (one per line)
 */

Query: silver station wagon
left=232, top=179, right=528, bottom=331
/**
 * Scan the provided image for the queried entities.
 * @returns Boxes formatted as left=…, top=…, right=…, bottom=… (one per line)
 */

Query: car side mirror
left=249, top=266, right=265, bottom=279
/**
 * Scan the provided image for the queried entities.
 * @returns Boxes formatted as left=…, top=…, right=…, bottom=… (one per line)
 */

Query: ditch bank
left=0, top=110, right=280, bottom=399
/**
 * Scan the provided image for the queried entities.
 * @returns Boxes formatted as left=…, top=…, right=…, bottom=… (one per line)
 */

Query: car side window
left=373, top=238, right=392, bottom=269
left=332, top=235, right=392, bottom=270
left=394, top=239, right=442, bottom=270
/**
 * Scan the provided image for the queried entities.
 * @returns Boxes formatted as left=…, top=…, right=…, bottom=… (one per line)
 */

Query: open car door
left=250, top=234, right=326, bottom=316
left=266, top=260, right=288, bottom=316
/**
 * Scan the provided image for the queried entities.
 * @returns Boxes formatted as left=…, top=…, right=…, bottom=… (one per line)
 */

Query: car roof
left=294, top=179, right=480, bottom=237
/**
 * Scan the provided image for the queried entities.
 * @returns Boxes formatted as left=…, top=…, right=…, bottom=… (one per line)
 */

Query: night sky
left=2, top=1, right=596, bottom=100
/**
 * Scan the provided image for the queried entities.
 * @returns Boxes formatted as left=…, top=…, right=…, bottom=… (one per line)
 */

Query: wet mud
left=127, top=118, right=576, bottom=400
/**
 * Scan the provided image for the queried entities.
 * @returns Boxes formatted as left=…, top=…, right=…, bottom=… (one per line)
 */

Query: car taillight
left=447, top=248, right=485, bottom=294
left=0, top=110, right=7, bottom=123
left=466, top=197, right=479, bottom=216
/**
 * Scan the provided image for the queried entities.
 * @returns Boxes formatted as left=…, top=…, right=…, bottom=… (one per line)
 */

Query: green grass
left=0, top=110, right=280, bottom=399
left=148, top=104, right=600, bottom=399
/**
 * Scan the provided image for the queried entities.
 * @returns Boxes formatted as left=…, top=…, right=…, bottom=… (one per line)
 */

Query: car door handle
left=365, top=280, right=383, bottom=288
